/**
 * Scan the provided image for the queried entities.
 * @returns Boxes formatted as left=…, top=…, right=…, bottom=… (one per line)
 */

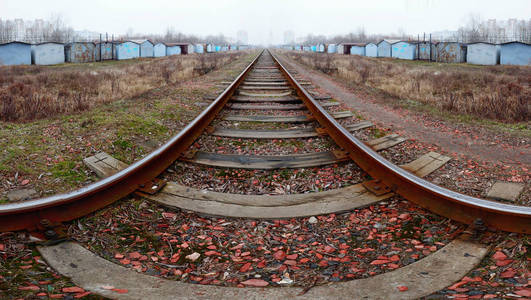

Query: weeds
left=0, top=53, right=242, bottom=122
left=50, top=160, right=87, bottom=187
left=287, top=52, right=530, bottom=122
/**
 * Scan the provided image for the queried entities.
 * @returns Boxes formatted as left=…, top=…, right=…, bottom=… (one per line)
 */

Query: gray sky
left=1, top=0, right=530, bottom=44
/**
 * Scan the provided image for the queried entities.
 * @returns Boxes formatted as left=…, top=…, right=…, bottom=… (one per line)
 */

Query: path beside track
left=278, top=54, right=531, bottom=166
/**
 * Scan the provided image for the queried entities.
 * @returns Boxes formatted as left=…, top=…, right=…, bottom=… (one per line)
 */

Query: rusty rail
left=270, top=50, right=531, bottom=233
left=0, top=50, right=264, bottom=232
left=1, top=49, right=529, bottom=234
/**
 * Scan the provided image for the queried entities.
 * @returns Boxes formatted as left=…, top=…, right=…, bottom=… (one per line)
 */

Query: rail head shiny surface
left=0, top=50, right=264, bottom=231
left=269, top=50, right=531, bottom=233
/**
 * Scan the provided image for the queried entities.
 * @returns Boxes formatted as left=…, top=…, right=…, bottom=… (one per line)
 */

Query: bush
left=0, top=53, right=243, bottom=122
left=287, top=52, right=530, bottom=122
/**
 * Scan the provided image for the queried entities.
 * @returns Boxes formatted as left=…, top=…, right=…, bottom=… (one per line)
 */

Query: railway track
left=2, top=49, right=529, bottom=299
left=0, top=49, right=529, bottom=235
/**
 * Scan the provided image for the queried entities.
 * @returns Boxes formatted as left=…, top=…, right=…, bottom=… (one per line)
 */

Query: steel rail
left=0, top=50, right=264, bottom=232
left=269, top=50, right=531, bottom=233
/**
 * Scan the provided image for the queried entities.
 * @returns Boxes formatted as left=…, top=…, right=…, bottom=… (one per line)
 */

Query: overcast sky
left=1, top=0, right=530, bottom=44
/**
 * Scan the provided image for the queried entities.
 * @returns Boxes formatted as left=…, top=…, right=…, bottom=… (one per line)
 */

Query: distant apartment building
left=73, top=30, right=101, bottom=42
left=14, top=18, right=24, bottom=41
left=284, top=30, right=295, bottom=45
left=237, top=30, right=248, bottom=45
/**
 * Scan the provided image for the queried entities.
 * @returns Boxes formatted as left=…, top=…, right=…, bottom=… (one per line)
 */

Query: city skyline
left=1, top=0, right=530, bottom=44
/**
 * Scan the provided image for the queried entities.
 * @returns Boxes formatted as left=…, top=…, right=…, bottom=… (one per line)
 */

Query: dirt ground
left=278, top=53, right=530, bottom=165
left=277, top=52, right=530, bottom=206
left=0, top=50, right=528, bottom=299
left=0, top=51, right=260, bottom=299
left=0, top=52, right=256, bottom=203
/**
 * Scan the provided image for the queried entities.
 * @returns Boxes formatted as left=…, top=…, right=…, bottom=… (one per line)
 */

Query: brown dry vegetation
left=0, top=52, right=257, bottom=202
left=285, top=52, right=530, bottom=122
left=0, top=52, right=243, bottom=122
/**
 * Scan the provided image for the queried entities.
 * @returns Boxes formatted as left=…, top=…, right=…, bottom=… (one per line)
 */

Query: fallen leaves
left=397, top=286, right=408, bottom=292
left=495, top=259, right=513, bottom=267
left=204, top=251, right=220, bottom=256
left=389, top=255, right=400, bottom=262
left=273, top=250, right=286, bottom=260
left=398, top=213, right=410, bottom=220
left=286, top=254, right=298, bottom=260
left=186, top=252, right=201, bottom=262
left=162, top=212, right=177, bottom=219
left=284, top=260, right=297, bottom=266
left=18, top=285, right=40, bottom=291
left=74, top=291, right=92, bottom=298
left=62, top=286, right=85, bottom=293
left=0, top=54, right=257, bottom=299
left=500, top=269, right=516, bottom=278
left=324, top=245, right=335, bottom=253
left=73, top=197, right=466, bottom=290
left=168, top=160, right=365, bottom=196
left=3, top=60, right=531, bottom=299
left=370, top=260, right=390, bottom=265
left=432, top=235, right=528, bottom=298
left=492, top=251, right=507, bottom=260
left=241, top=279, right=269, bottom=287
left=515, top=289, right=531, bottom=297
left=101, top=285, right=115, bottom=290
left=239, top=262, right=252, bottom=272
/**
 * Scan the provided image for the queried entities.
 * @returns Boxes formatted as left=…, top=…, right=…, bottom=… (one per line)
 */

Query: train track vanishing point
left=0, top=49, right=529, bottom=234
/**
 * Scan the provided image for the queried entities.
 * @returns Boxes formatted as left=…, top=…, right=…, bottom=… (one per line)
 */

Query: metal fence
left=0, top=32, right=116, bottom=44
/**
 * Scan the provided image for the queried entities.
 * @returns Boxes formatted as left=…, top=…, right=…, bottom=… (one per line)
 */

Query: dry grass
left=286, top=52, right=530, bottom=122
left=0, top=53, right=242, bottom=122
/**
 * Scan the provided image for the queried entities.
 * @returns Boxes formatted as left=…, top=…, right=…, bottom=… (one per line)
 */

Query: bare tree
left=356, top=26, right=367, bottom=42
left=0, top=14, right=75, bottom=43
left=455, top=14, right=530, bottom=43
left=396, top=28, right=408, bottom=40
left=298, top=29, right=405, bottom=46
left=0, top=19, right=16, bottom=42
left=164, top=26, right=176, bottom=41
left=124, top=27, right=135, bottom=39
